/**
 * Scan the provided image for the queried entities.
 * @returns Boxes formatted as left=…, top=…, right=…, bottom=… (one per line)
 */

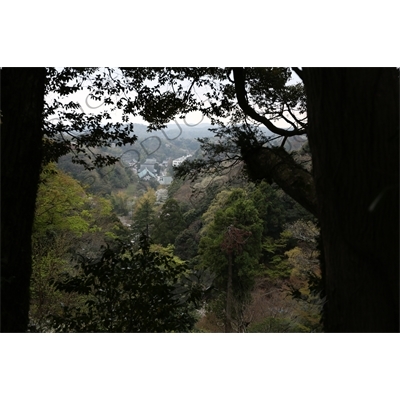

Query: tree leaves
left=49, top=234, right=201, bottom=332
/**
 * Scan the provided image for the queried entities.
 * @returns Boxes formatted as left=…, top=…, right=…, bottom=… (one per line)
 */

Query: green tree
left=131, top=190, right=157, bottom=239
left=199, top=189, right=263, bottom=332
left=33, top=163, right=90, bottom=235
left=284, top=220, right=323, bottom=332
left=174, top=220, right=202, bottom=261
left=261, top=230, right=296, bottom=281
left=249, top=181, right=287, bottom=239
left=58, top=152, right=137, bottom=196
left=152, top=198, right=185, bottom=246
left=50, top=235, right=199, bottom=332
left=110, top=192, right=130, bottom=216
left=29, top=164, right=126, bottom=330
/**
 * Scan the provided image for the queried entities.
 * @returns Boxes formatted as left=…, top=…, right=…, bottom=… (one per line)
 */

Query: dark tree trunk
left=1, top=67, right=46, bottom=332
left=225, top=252, right=234, bottom=333
left=302, top=68, right=399, bottom=332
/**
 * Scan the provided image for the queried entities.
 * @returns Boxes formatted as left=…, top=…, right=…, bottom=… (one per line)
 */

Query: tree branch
left=277, top=104, right=301, bottom=131
left=292, top=67, right=304, bottom=81
left=232, top=68, right=302, bottom=137
left=241, top=145, right=317, bottom=217
left=281, top=98, right=308, bottom=129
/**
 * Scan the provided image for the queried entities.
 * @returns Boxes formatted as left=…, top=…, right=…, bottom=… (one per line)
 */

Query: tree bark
left=241, top=145, right=317, bottom=216
left=231, top=67, right=317, bottom=216
left=1, top=68, right=46, bottom=332
left=302, top=68, right=399, bottom=332
left=225, top=252, right=234, bottom=333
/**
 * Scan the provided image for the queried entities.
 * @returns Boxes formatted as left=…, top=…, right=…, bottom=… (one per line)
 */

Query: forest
left=28, top=127, right=322, bottom=332
left=1, top=67, right=399, bottom=333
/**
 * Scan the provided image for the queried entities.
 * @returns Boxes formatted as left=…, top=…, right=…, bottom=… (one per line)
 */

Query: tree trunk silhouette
left=302, top=68, right=399, bottom=332
left=1, top=68, right=46, bottom=332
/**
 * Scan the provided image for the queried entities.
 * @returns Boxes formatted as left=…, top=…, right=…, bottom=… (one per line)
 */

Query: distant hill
left=131, top=123, right=216, bottom=141
left=131, top=123, right=306, bottom=153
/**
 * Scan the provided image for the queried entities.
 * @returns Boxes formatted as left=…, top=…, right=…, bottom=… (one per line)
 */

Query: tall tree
left=199, top=189, right=263, bottom=332
left=302, top=68, right=399, bottom=332
left=1, top=68, right=46, bottom=332
left=152, top=198, right=185, bottom=246
left=131, top=190, right=157, bottom=239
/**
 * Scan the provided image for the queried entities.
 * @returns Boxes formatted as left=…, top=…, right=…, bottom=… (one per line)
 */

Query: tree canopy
left=199, top=189, right=263, bottom=332
left=50, top=234, right=199, bottom=333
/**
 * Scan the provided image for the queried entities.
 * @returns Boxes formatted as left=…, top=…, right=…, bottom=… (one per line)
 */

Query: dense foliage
left=50, top=235, right=199, bottom=333
left=29, top=163, right=128, bottom=330
left=29, top=138, right=323, bottom=333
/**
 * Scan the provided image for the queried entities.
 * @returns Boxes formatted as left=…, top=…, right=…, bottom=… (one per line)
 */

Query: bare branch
left=276, top=104, right=301, bottom=131
left=280, top=98, right=308, bottom=130
left=232, top=68, right=303, bottom=137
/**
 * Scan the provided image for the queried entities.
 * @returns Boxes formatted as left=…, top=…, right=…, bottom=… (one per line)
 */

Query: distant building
left=172, top=155, right=192, bottom=167
left=138, top=168, right=156, bottom=181
left=144, top=158, right=157, bottom=165
left=138, top=158, right=158, bottom=174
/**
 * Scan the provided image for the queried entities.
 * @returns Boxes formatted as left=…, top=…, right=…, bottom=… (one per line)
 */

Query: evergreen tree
left=199, top=189, right=263, bottom=332
left=50, top=235, right=199, bottom=333
left=152, top=199, right=185, bottom=246
left=249, top=181, right=286, bottom=239
left=131, top=190, right=157, bottom=239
